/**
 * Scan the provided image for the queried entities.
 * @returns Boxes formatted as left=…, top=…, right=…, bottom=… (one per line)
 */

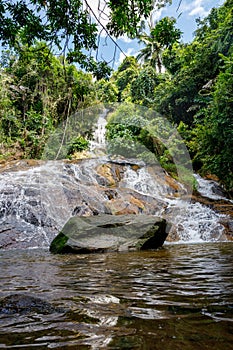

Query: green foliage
left=67, top=136, right=89, bottom=155
left=117, top=56, right=139, bottom=72
left=150, top=17, right=182, bottom=50
left=131, top=65, right=160, bottom=105
left=0, top=0, right=170, bottom=72
left=115, top=68, right=138, bottom=100
left=95, top=80, right=118, bottom=103
left=112, top=57, right=139, bottom=101
left=87, top=59, right=112, bottom=81
left=105, top=103, right=192, bottom=188
left=107, top=0, right=171, bottom=38
left=137, top=16, right=181, bottom=72
left=0, top=42, right=95, bottom=158
left=105, top=2, right=233, bottom=190
left=0, top=71, right=21, bottom=141
left=0, top=0, right=98, bottom=66
left=192, top=53, right=233, bottom=191
left=105, top=103, right=149, bottom=156
left=154, top=2, right=233, bottom=126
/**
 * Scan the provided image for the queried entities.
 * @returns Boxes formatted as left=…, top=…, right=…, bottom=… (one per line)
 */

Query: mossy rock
left=50, top=214, right=169, bottom=254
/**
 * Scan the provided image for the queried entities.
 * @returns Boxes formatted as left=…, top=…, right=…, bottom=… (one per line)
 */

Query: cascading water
left=0, top=156, right=231, bottom=250
left=194, top=174, right=233, bottom=202
left=89, top=109, right=108, bottom=153
left=0, top=110, right=232, bottom=249
left=0, top=162, right=73, bottom=249
left=122, top=166, right=229, bottom=243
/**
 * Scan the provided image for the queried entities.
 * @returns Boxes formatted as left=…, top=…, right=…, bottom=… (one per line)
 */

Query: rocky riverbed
left=0, top=158, right=232, bottom=250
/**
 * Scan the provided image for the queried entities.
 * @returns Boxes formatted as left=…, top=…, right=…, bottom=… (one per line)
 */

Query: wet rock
left=109, top=157, right=145, bottom=167
left=220, top=218, right=233, bottom=240
left=50, top=214, right=169, bottom=254
left=0, top=223, right=18, bottom=249
left=96, top=163, right=124, bottom=187
left=0, top=218, right=57, bottom=250
left=164, top=174, right=181, bottom=193
left=104, top=189, right=163, bottom=216
left=0, top=294, right=63, bottom=315
left=104, top=189, right=118, bottom=200
left=105, top=197, right=139, bottom=215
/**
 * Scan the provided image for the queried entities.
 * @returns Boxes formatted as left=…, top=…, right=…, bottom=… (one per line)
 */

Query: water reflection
left=0, top=243, right=233, bottom=349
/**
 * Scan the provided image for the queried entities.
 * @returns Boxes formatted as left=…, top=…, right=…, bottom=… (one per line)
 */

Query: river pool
left=0, top=243, right=233, bottom=349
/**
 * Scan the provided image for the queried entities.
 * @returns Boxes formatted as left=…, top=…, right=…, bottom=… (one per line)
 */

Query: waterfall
left=89, top=109, right=108, bottom=154
left=0, top=162, right=73, bottom=249
left=194, top=174, right=233, bottom=202
left=0, top=158, right=231, bottom=250
left=121, top=165, right=229, bottom=243
left=0, top=106, right=232, bottom=249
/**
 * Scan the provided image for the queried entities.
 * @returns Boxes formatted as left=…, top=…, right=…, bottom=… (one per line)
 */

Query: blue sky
left=87, top=0, right=225, bottom=69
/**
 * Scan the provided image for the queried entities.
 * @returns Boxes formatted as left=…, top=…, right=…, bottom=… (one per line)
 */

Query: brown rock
left=96, top=164, right=116, bottom=187
left=129, top=196, right=145, bottom=210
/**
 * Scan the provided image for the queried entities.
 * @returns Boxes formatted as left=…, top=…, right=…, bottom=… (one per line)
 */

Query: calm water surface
left=0, top=243, right=233, bottom=349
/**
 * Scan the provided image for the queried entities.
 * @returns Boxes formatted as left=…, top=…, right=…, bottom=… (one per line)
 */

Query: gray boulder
left=50, top=214, right=169, bottom=254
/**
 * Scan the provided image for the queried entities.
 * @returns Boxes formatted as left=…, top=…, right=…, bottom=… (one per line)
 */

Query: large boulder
left=50, top=214, right=169, bottom=254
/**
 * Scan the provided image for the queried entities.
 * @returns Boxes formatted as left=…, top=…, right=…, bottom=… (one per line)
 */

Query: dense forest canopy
left=0, top=0, right=171, bottom=70
left=0, top=0, right=232, bottom=193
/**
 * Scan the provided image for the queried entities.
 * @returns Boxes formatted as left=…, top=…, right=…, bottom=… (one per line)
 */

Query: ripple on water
left=0, top=243, right=233, bottom=349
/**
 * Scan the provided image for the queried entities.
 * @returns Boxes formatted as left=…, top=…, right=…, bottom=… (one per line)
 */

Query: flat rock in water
left=50, top=214, right=169, bottom=254
left=0, top=294, right=63, bottom=315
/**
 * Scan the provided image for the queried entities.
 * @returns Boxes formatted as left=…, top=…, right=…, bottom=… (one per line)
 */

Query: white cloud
left=116, top=47, right=138, bottom=67
left=180, top=0, right=209, bottom=18
left=118, top=35, right=133, bottom=43
left=151, top=7, right=164, bottom=23
left=84, top=0, right=110, bottom=36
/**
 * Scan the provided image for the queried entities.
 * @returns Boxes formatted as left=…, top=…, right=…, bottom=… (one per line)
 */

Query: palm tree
left=137, top=30, right=163, bottom=73
left=137, top=17, right=182, bottom=73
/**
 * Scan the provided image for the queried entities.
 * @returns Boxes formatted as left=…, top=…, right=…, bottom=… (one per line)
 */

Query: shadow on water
left=0, top=243, right=233, bottom=349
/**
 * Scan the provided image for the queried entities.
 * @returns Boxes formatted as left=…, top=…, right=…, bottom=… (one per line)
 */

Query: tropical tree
left=95, top=79, right=118, bottom=103
left=0, top=0, right=171, bottom=72
left=0, top=42, right=95, bottom=158
left=112, top=57, right=139, bottom=101
left=192, top=53, right=233, bottom=192
left=153, top=1, right=233, bottom=125
left=137, top=17, right=181, bottom=72
left=130, top=65, right=161, bottom=105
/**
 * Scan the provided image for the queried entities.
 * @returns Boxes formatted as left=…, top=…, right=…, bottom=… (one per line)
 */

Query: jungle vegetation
left=0, top=0, right=232, bottom=193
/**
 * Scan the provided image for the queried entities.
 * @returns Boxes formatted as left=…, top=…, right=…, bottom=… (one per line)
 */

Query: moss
left=49, top=231, right=69, bottom=254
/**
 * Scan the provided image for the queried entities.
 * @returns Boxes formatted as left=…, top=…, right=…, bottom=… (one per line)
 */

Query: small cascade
left=122, top=166, right=229, bottom=243
left=194, top=174, right=233, bottom=202
left=0, top=162, right=74, bottom=249
left=89, top=109, right=108, bottom=154
left=121, top=166, right=186, bottom=201
left=169, top=202, right=226, bottom=242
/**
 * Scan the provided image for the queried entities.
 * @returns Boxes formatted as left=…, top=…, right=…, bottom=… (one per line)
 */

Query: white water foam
left=194, top=174, right=233, bottom=202
left=0, top=160, right=230, bottom=248
left=89, top=110, right=108, bottom=152
left=122, top=167, right=227, bottom=243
